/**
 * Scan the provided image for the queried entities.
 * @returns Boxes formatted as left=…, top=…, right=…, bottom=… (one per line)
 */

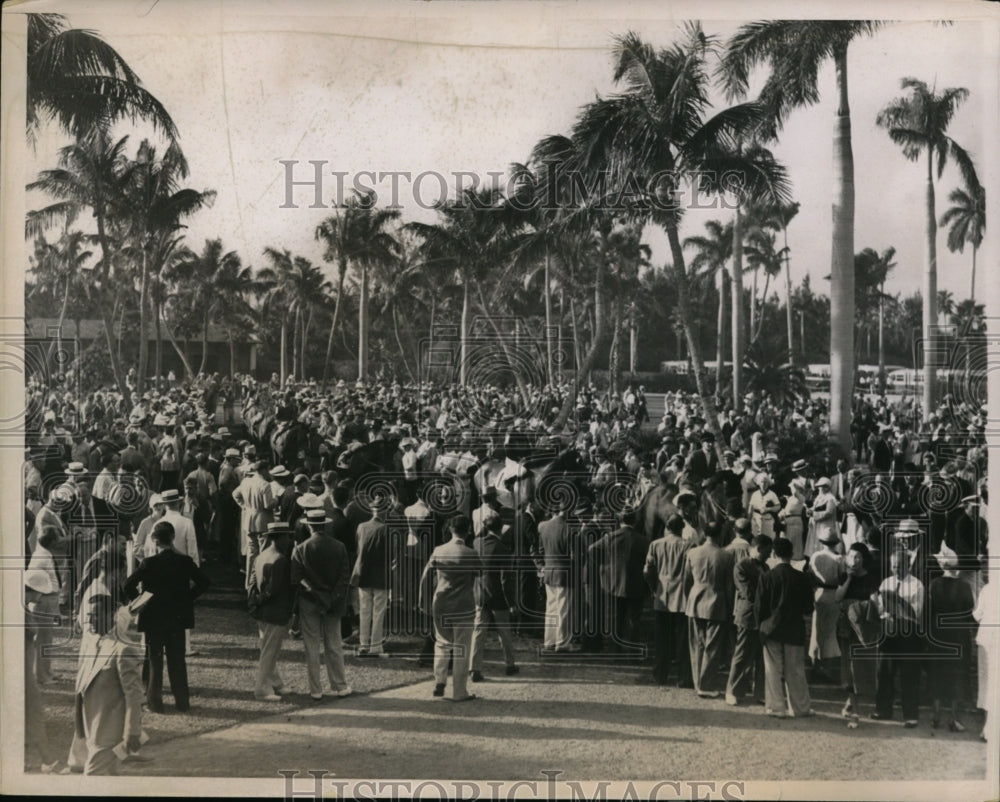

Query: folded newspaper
left=112, top=730, right=150, bottom=761
left=128, top=591, right=154, bottom=614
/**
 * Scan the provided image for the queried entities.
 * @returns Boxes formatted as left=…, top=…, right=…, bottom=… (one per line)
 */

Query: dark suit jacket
left=590, top=525, right=649, bottom=600
left=355, top=518, right=392, bottom=589
left=683, top=540, right=735, bottom=621
left=733, top=556, right=769, bottom=630
left=754, top=562, right=814, bottom=645
left=123, top=548, right=210, bottom=632
left=290, top=533, right=350, bottom=618
left=473, top=531, right=516, bottom=610
left=537, top=515, right=571, bottom=587
left=328, top=508, right=357, bottom=560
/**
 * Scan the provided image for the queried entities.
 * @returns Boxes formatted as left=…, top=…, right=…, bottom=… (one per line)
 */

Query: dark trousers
left=727, top=625, right=765, bottom=701
left=653, top=610, right=692, bottom=686
left=146, top=628, right=189, bottom=711
left=611, top=595, right=644, bottom=652
left=875, top=635, right=923, bottom=721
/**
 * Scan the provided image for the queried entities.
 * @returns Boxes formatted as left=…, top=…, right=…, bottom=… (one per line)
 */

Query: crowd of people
left=21, top=370, right=995, bottom=774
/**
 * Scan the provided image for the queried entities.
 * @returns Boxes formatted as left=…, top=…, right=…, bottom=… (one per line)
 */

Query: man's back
left=291, top=533, right=349, bottom=616
left=755, top=562, right=814, bottom=644
left=424, top=539, right=483, bottom=617
left=685, top=540, right=735, bottom=621
left=126, top=549, right=210, bottom=632
left=538, top=515, right=570, bottom=586
left=645, top=533, right=692, bottom=612
left=355, top=518, right=391, bottom=588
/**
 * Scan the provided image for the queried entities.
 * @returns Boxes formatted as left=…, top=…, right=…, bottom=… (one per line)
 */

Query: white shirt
left=92, top=468, right=116, bottom=502
left=161, top=508, right=200, bottom=565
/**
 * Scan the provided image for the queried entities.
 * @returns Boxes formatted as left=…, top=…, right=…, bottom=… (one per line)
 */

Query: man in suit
left=589, top=506, right=649, bottom=653
left=683, top=521, right=736, bottom=697
left=470, top=510, right=519, bottom=681
left=354, top=495, right=394, bottom=657
left=290, top=511, right=353, bottom=700
left=512, top=501, right=543, bottom=637
left=645, top=514, right=694, bottom=687
left=232, top=462, right=274, bottom=585
left=685, top=432, right=719, bottom=487
left=123, top=521, right=210, bottom=713
left=67, top=479, right=115, bottom=620
left=754, top=536, right=815, bottom=718
left=726, top=534, right=772, bottom=706
left=419, top=514, right=483, bottom=701
left=250, top=523, right=294, bottom=701
left=537, top=500, right=578, bottom=652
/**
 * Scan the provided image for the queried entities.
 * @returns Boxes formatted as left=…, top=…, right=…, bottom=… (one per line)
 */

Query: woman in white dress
left=807, top=477, right=838, bottom=557
left=808, top=530, right=845, bottom=682
left=779, top=479, right=808, bottom=560
left=748, top=473, right=780, bottom=537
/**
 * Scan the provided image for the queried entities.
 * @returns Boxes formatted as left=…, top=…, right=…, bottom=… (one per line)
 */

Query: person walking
left=419, top=515, right=483, bottom=701
left=755, top=536, right=815, bottom=718
left=290, top=509, right=353, bottom=700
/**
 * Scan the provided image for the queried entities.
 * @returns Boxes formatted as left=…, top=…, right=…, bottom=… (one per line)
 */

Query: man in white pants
left=353, top=495, right=392, bottom=657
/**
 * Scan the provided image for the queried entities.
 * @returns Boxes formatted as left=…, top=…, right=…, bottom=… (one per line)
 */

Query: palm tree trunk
left=750, top=264, right=759, bottom=337
left=392, top=306, right=416, bottom=382
left=427, top=295, right=436, bottom=381
left=784, top=227, right=794, bottom=361
left=553, top=260, right=605, bottom=430
left=51, top=273, right=71, bottom=367
left=970, top=246, right=977, bottom=303
left=716, top=267, right=726, bottom=392
left=322, top=263, right=347, bottom=382
left=459, top=277, right=470, bottom=386
left=279, top=320, right=288, bottom=386
left=878, top=286, right=886, bottom=393
left=160, top=316, right=195, bottom=378
left=198, top=307, right=209, bottom=376
left=923, top=149, right=938, bottom=415
left=93, top=204, right=129, bottom=401
left=731, top=205, right=744, bottom=406
left=302, top=308, right=312, bottom=379
left=665, top=224, right=723, bottom=453
left=137, top=248, right=149, bottom=397
left=754, top=271, right=773, bottom=341
left=629, top=303, right=638, bottom=374
left=571, top=297, right=581, bottom=379
left=228, top=333, right=236, bottom=378
left=359, top=265, right=369, bottom=381
left=609, top=263, right=623, bottom=396
left=293, top=307, right=301, bottom=382
left=154, top=299, right=163, bottom=388
left=829, top=43, right=856, bottom=455
left=544, top=245, right=554, bottom=385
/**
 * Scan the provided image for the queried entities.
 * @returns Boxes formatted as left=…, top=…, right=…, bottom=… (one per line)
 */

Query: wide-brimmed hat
left=961, top=495, right=980, bottom=506
left=296, top=492, right=323, bottom=509
left=303, top=508, right=330, bottom=526
left=894, top=519, right=921, bottom=539
left=815, top=477, right=831, bottom=488
left=792, top=459, right=807, bottom=472
left=270, top=465, right=290, bottom=479
left=65, top=462, right=87, bottom=476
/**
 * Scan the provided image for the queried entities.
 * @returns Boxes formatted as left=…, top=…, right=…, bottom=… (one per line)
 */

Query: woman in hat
left=806, top=477, right=838, bottom=558
left=748, top=474, right=780, bottom=538
left=808, top=526, right=845, bottom=682
left=926, top=543, right=975, bottom=731
left=779, top=479, right=808, bottom=561
left=834, top=542, right=880, bottom=722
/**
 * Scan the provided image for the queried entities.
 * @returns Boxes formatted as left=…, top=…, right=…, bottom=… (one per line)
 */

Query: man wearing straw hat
left=250, top=523, right=295, bottom=701
left=233, top=461, right=275, bottom=586
left=291, top=508, right=353, bottom=700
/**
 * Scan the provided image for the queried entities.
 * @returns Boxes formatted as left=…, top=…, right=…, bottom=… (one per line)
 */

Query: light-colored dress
left=779, top=495, right=806, bottom=560
left=807, top=491, right=838, bottom=557
left=809, top=548, right=844, bottom=660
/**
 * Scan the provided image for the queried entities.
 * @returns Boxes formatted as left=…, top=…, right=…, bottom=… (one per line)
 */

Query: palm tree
left=27, top=13, right=177, bottom=147
left=118, top=139, right=214, bottom=395
left=684, top=219, right=733, bottom=390
left=212, top=256, right=263, bottom=378
left=406, top=186, right=520, bottom=388
left=315, top=191, right=400, bottom=382
left=751, top=201, right=800, bottom=358
left=939, top=182, right=986, bottom=302
left=743, top=227, right=788, bottom=343
left=169, top=239, right=242, bottom=376
left=28, top=230, right=95, bottom=364
left=876, top=77, right=979, bottom=415
left=27, top=131, right=132, bottom=397
left=567, top=26, right=791, bottom=442
left=852, top=246, right=896, bottom=391
left=722, top=20, right=883, bottom=454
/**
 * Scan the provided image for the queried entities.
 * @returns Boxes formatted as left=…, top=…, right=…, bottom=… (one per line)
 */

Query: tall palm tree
left=751, top=201, right=800, bottom=358
left=939, top=182, right=986, bottom=302
left=722, top=20, right=883, bottom=454
left=169, top=239, right=242, bottom=376
left=406, top=187, right=520, bottom=388
left=27, top=13, right=177, bottom=147
left=314, top=191, right=400, bottom=382
left=566, top=26, right=791, bottom=442
left=28, top=230, right=95, bottom=364
left=27, top=131, right=132, bottom=397
left=852, top=246, right=896, bottom=391
left=118, top=139, right=214, bottom=394
left=877, top=77, right=979, bottom=414
left=684, top=219, right=733, bottom=390
left=743, top=227, right=788, bottom=343
left=212, top=256, right=263, bottom=377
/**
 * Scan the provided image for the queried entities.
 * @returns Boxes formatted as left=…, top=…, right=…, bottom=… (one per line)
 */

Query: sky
left=14, top=0, right=999, bottom=309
